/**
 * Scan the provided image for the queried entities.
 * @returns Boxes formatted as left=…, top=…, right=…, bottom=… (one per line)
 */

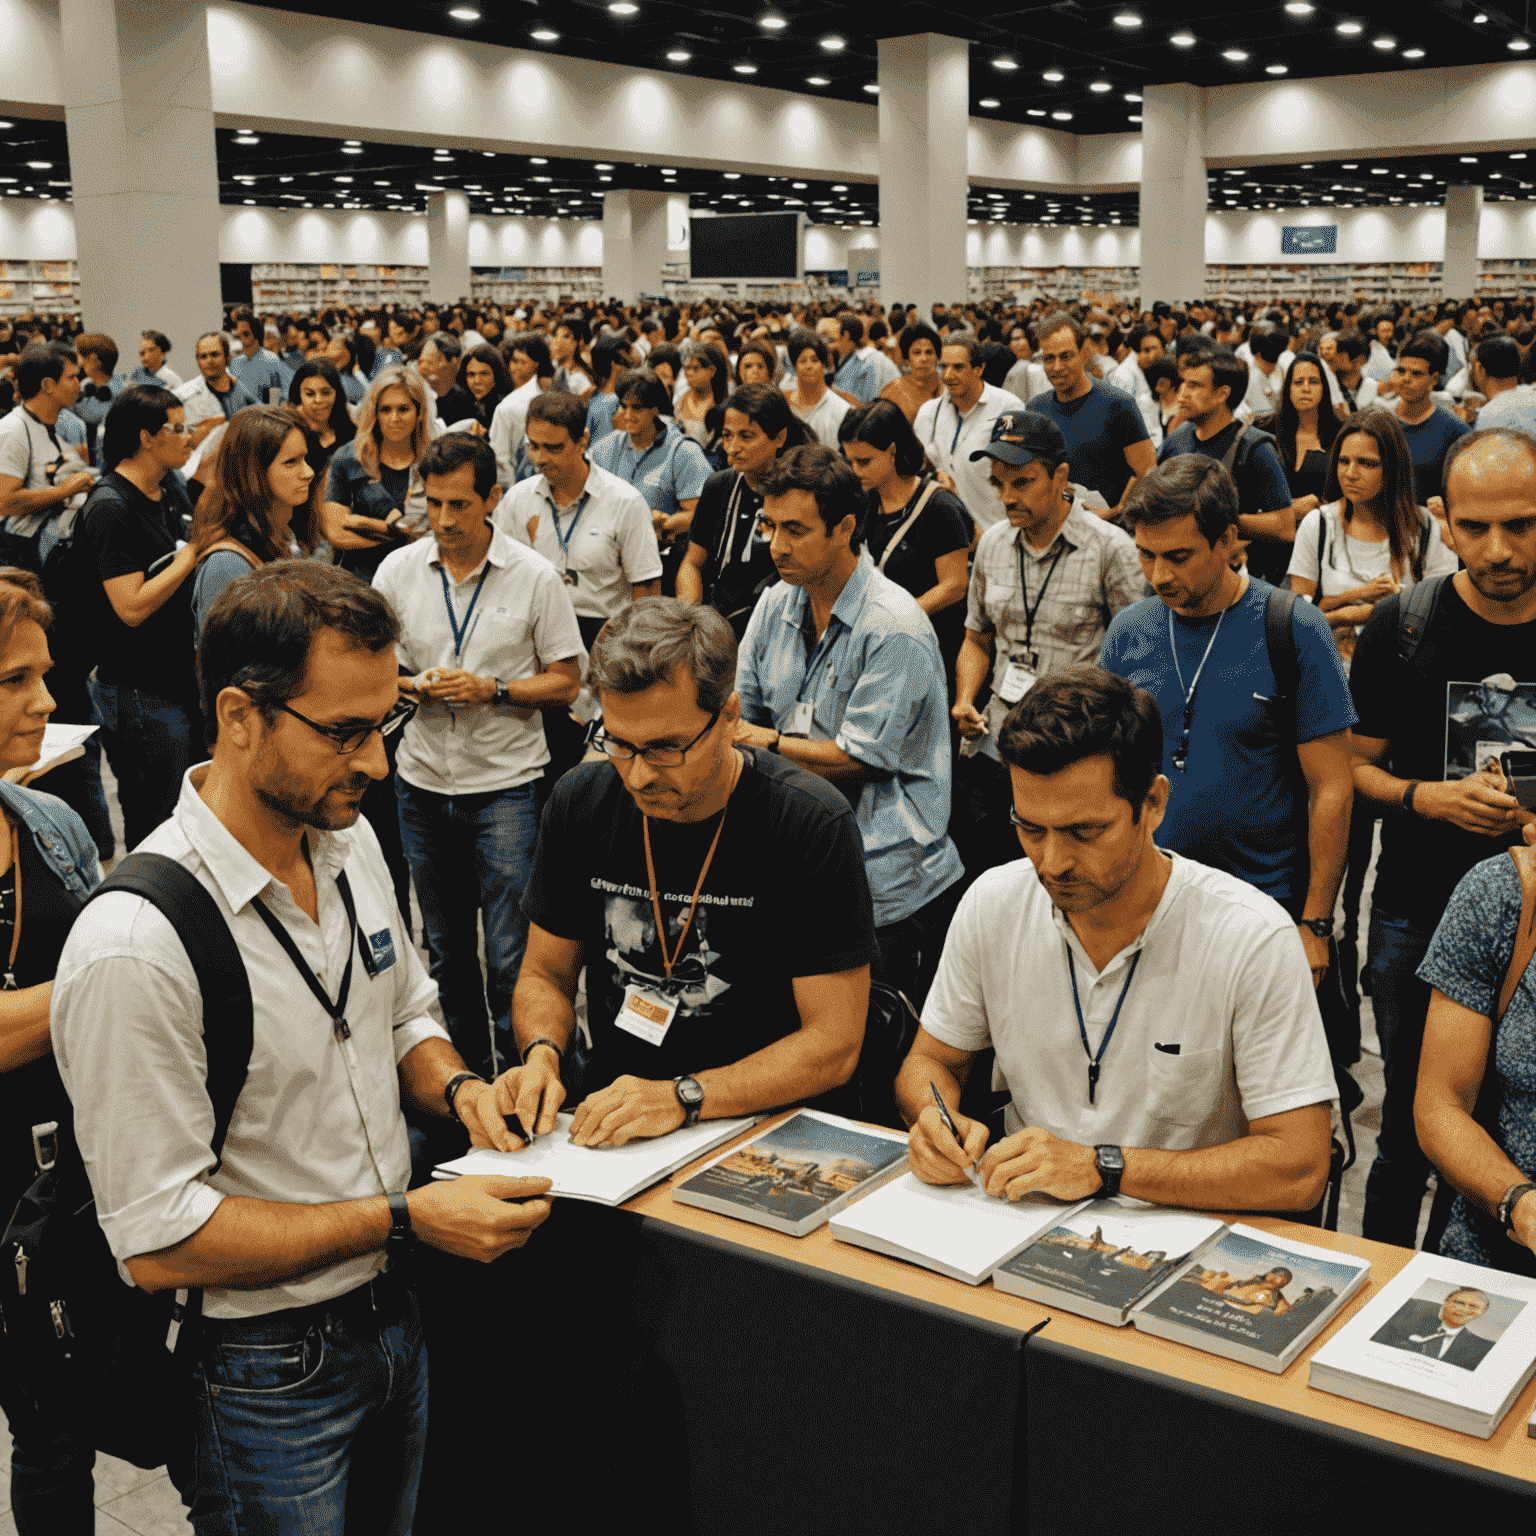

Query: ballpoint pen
left=930, top=1082, right=984, bottom=1190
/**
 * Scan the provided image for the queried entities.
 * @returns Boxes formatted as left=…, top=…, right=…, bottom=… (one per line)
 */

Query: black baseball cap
left=970, top=410, right=1067, bottom=468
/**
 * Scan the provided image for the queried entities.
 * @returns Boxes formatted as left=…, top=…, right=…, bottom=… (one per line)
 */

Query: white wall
left=969, top=223, right=1140, bottom=268
left=0, top=0, right=64, bottom=120
left=1205, top=206, right=1446, bottom=265
left=0, top=198, right=77, bottom=259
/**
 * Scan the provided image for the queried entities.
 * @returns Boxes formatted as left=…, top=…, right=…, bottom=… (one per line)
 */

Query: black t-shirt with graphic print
left=522, top=746, right=876, bottom=1093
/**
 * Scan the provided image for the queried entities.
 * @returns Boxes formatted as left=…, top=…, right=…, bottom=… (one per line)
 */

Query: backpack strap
left=194, top=539, right=262, bottom=572
left=1263, top=584, right=1302, bottom=732
left=1220, top=423, right=1248, bottom=473
left=1496, top=844, right=1536, bottom=1026
left=1397, top=572, right=1450, bottom=665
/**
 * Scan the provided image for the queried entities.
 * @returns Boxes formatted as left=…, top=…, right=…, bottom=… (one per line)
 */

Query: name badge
left=563, top=568, right=579, bottom=587
left=616, top=983, right=678, bottom=1046
left=784, top=700, right=815, bottom=738
left=998, top=657, right=1037, bottom=705
left=367, top=928, right=397, bottom=974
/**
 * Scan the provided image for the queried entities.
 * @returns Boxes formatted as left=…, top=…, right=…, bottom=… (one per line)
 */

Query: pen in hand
left=929, top=1082, right=985, bottom=1190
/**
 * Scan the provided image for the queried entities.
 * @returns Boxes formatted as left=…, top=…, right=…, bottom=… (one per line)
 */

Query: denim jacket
left=0, top=780, right=102, bottom=901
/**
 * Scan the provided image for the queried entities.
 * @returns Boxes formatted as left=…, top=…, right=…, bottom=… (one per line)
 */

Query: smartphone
left=1501, top=750, right=1536, bottom=809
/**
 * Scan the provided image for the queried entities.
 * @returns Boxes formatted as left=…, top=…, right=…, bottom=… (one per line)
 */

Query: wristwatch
left=1402, top=779, right=1423, bottom=816
left=492, top=679, right=508, bottom=705
left=443, top=1071, right=483, bottom=1124
left=1498, top=1181, right=1536, bottom=1233
left=1094, top=1145, right=1125, bottom=1200
left=386, top=1191, right=416, bottom=1261
left=674, top=1075, right=705, bottom=1128
left=1300, top=918, right=1334, bottom=939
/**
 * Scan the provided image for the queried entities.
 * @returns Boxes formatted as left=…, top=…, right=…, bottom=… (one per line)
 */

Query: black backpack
left=0, top=853, right=252, bottom=1470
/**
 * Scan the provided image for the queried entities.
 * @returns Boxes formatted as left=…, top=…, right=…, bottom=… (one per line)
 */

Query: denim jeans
left=397, top=777, right=542, bottom=1079
left=8, top=1417, right=95, bottom=1535
left=184, top=1292, right=428, bottom=1536
left=87, top=674, right=195, bottom=851
left=1362, top=905, right=1435, bottom=1246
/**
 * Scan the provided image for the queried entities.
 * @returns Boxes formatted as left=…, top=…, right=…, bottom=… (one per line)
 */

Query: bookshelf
left=0, top=258, right=80, bottom=317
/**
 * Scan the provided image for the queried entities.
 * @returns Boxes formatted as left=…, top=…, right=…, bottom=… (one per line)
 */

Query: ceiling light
left=25, top=161, right=50, bottom=170
left=832, top=184, right=847, bottom=191
left=1475, top=11, right=1489, bottom=20
left=1335, top=20, right=1362, bottom=33
left=806, top=74, right=829, bottom=84
left=343, top=139, right=361, bottom=146
left=1051, top=110, right=1073, bottom=120
left=734, top=63, right=758, bottom=73
left=1461, top=155, right=1479, bottom=162
left=862, top=82, right=879, bottom=92
left=1373, top=36, right=1396, bottom=50
left=1342, top=162, right=1357, bottom=168
left=1511, top=38, right=1532, bottom=50
left=1170, top=31, right=1196, bottom=46
left=1284, top=1, right=1315, bottom=12
left=1112, top=11, right=1142, bottom=25
left=979, top=97, right=1000, bottom=107
left=1402, top=47, right=1424, bottom=57
left=447, top=7, right=479, bottom=19
left=722, top=171, right=741, bottom=179
left=995, top=57, right=1019, bottom=70
left=1042, top=67, right=1063, bottom=80
left=1513, top=152, right=1529, bottom=159
left=1026, top=108, right=1046, bottom=116
left=529, top=157, right=547, bottom=164
left=1371, top=166, right=1389, bottom=174
left=1089, top=80, right=1112, bottom=92
left=531, top=28, right=558, bottom=41
left=234, top=135, right=259, bottom=145
left=820, top=35, right=845, bottom=51
left=599, top=175, right=612, bottom=182
left=608, top=2, right=639, bottom=13
left=334, top=175, right=352, bottom=183
left=759, top=10, right=787, bottom=27
left=343, top=146, right=363, bottom=154
left=1124, top=91, right=1142, bottom=102
left=1222, top=49, right=1249, bottom=61
left=1127, top=113, right=1142, bottom=123
left=0, top=121, right=11, bottom=129
left=1266, top=63, right=1288, bottom=73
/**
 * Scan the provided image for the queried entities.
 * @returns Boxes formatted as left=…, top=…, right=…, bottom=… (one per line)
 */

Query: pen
left=504, top=1113, right=536, bottom=1148
left=929, top=1082, right=984, bottom=1190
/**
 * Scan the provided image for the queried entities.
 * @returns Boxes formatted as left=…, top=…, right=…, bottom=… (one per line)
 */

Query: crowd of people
left=0, top=280, right=1533, bottom=1531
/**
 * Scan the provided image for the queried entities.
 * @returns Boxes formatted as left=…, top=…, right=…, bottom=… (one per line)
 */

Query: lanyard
left=628, top=431, right=667, bottom=489
left=1066, top=946, right=1142, bottom=1105
left=1167, top=599, right=1233, bottom=773
left=875, top=478, right=939, bottom=575
left=549, top=489, right=591, bottom=570
left=795, top=609, right=844, bottom=702
left=1016, top=537, right=1066, bottom=660
left=948, top=397, right=968, bottom=456
left=641, top=758, right=739, bottom=987
left=2, top=820, right=20, bottom=991
left=438, top=560, right=491, bottom=660
left=250, top=869, right=359, bottom=1044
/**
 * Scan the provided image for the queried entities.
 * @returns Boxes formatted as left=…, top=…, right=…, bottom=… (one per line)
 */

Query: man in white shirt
left=375, top=434, right=585, bottom=1082
left=489, top=334, right=553, bottom=487
left=52, top=561, right=553, bottom=1530
left=914, top=335, right=1026, bottom=534
left=175, top=333, right=258, bottom=480
left=0, top=341, right=95, bottom=545
left=1108, top=326, right=1166, bottom=443
left=896, top=667, right=1334, bottom=1213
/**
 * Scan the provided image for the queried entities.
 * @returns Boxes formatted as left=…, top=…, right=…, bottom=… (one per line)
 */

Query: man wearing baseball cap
left=952, top=411, right=1145, bottom=872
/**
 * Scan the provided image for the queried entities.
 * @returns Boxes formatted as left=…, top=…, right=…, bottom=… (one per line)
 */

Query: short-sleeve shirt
left=1027, top=379, right=1151, bottom=511
left=590, top=422, right=711, bottom=519
left=494, top=461, right=662, bottom=623
left=75, top=471, right=198, bottom=702
left=229, top=346, right=292, bottom=404
left=1418, top=854, right=1536, bottom=1274
left=735, top=560, right=964, bottom=926
left=0, top=405, right=84, bottom=536
left=686, top=469, right=775, bottom=633
left=1391, top=406, right=1471, bottom=506
left=325, top=440, right=427, bottom=582
left=792, top=389, right=850, bottom=448
left=863, top=477, right=972, bottom=664
left=586, top=391, right=621, bottom=442
left=1476, top=386, right=1536, bottom=437
left=521, top=749, right=877, bottom=1093
left=1157, top=420, right=1293, bottom=521
left=1350, top=580, right=1536, bottom=931
left=921, top=853, right=1336, bottom=1146
left=914, top=383, right=1027, bottom=533
left=1099, top=578, right=1358, bottom=910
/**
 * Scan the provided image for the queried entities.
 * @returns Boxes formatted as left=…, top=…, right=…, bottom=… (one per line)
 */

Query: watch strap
left=443, top=1071, right=483, bottom=1124
left=1094, top=1145, right=1124, bottom=1200
left=674, top=1075, right=703, bottom=1128
left=1403, top=779, right=1423, bottom=816
left=1301, top=918, right=1333, bottom=938
left=1499, top=1181, right=1536, bottom=1231
left=492, top=678, right=508, bottom=704
left=521, top=1037, right=565, bottom=1072
left=386, top=1191, right=415, bottom=1258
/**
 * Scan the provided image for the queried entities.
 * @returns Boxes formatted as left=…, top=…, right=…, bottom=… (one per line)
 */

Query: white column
left=1139, top=82, right=1207, bottom=307
left=1443, top=183, right=1483, bottom=301
left=426, top=190, right=471, bottom=305
left=877, top=34, right=968, bottom=317
left=60, top=0, right=222, bottom=369
left=600, top=188, right=670, bottom=305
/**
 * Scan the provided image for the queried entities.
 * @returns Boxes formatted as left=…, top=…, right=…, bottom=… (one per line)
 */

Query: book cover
left=672, top=1110, right=909, bottom=1237
left=1133, top=1224, right=1370, bottom=1370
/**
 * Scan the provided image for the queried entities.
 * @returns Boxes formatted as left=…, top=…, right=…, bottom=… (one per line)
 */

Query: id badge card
left=998, top=656, right=1037, bottom=705
left=616, top=983, right=678, bottom=1046
left=784, top=700, right=815, bottom=738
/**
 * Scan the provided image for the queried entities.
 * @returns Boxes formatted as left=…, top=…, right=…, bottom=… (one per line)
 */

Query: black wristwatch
left=386, top=1191, right=416, bottom=1261
left=492, top=679, right=508, bottom=705
left=443, top=1071, right=483, bottom=1124
left=1300, top=918, right=1334, bottom=939
left=1095, top=1145, right=1125, bottom=1200
left=674, top=1075, right=705, bottom=1128
left=1498, top=1181, right=1536, bottom=1233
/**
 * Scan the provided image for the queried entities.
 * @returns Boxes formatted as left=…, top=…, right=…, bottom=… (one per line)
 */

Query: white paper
left=435, top=1112, right=756, bottom=1207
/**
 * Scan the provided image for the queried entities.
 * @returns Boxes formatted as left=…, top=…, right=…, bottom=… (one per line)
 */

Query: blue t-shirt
left=590, top=422, right=711, bottom=518
left=1156, top=420, right=1292, bottom=520
left=586, top=391, right=620, bottom=442
left=1027, top=379, right=1149, bottom=508
left=1419, top=854, right=1536, bottom=1275
left=1398, top=407, right=1470, bottom=505
left=1099, top=578, right=1357, bottom=908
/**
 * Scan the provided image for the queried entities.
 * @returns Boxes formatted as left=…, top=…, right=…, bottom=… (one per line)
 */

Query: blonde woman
left=321, top=364, right=430, bottom=580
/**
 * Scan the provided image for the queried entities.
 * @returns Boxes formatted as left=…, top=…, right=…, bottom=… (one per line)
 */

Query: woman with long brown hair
left=189, top=405, right=318, bottom=638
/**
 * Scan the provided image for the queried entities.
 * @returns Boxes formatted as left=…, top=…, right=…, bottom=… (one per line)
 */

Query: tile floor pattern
left=0, top=769, right=1422, bottom=1527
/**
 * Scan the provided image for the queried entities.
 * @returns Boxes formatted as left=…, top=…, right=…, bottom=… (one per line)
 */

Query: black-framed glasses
left=593, top=709, right=720, bottom=767
left=278, top=696, right=417, bottom=755
left=1008, top=806, right=1029, bottom=831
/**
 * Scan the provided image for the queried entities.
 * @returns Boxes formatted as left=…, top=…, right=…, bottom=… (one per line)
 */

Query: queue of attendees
left=0, top=282, right=1533, bottom=1532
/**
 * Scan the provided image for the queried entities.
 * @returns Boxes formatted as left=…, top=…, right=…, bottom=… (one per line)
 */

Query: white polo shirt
left=914, top=382, right=1027, bottom=533
left=373, top=527, right=587, bottom=795
left=52, top=768, right=449, bottom=1319
left=495, top=459, right=662, bottom=623
left=489, top=376, right=541, bottom=484
left=922, top=853, right=1335, bottom=1152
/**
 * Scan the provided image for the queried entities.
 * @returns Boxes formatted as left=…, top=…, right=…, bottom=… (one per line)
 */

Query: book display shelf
left=0, top=258, right=79, bottom=316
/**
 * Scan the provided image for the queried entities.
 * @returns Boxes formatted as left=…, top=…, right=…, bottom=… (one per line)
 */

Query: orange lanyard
left=4, top=819, right=21, bottom=991
left=641, top=757, right=739, bottom=984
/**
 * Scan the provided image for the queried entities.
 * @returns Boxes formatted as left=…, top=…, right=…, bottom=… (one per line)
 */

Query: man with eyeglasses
left=54, top=560, right=555, bottom=1531
left=374, top=434, right=585, bottom=1083
left=505, top=596, right=874, bottom=1149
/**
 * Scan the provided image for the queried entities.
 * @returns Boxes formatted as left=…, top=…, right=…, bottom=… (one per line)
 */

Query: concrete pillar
left=60, top=0, right=222, bottom=370
left=1139, top=82, right=1208, bottom=307
left=601, top=188, right=671, bottom=305
left=426, top=190, right=471, bottom=305
left=1443, top=183, right=1483, bottom=301
left=877, top=34, right=968, bottom=317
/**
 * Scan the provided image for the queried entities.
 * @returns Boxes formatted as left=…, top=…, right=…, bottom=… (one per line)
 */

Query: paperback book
left=671, top=1110, right=909, bottom=1237
left=1133, top=1223, right=1371, bottom=1372
left=1310, top=1250, right=1536, bottom=1438
left=829, top=1174, right=1090, bottom=1286
left=992, top=1199, right=1229, bottom=1324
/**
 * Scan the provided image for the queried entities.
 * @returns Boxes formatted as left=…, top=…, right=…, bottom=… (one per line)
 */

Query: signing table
left=614, top=1113, right=1536, bottom=1531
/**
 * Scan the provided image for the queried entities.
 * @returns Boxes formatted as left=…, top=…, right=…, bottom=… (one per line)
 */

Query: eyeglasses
left=277, top=696, right=418, bottom=754
left=593, top=708, right=720, bottom=767
left=1008, top=806, right=1030, bottom=831
left=159, top=422, right=192, bottom=437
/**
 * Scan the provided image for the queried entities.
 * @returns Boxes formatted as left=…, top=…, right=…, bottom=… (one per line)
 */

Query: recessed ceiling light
left=722, top=172, right=741, bottom=179
left=1513, top=152, right=1529, bottom=159
left=1266, top=63, right=1288, bottom=73
left=448, top=7, right=479, bottom=19
left=1170, top=31, right=1196, bottom=46
left=1402, top=47, right=1424, bottom=57
left=1026, top=108, right=1046, bottom=116
left=1512, top=38, right=1532, bottom=50
left=1342, top=162, right=1357, bottom=168
left=608, top=2, right=639, bottom=13
left=832, top=183, right=847, bottom=191
left=531, top=29, right=559, bottom=41
left=1113, top=11, right=1142, bottom=26
left=334, top=175, right=352, bottom=183
left=1284, top=1, right=1315, bottom=12
left=820, top=35, right=844, bottom=51
left=1461, top=155, right=1479, bottom=162
left=1371, top=166, right=1389, bottom=174
left=979, top=97, right=1000, bottom=107
left=25, top=161, right=50, bottom=170
left=343, top=146, right=363, bottom=154
left=1474, top=11, right=1489, bottom=20
left=1051, top=110, right=1073, bottom=120
left=1128, top=113, right=1142, bottom=123
left=1373, top=36, right=1396, bottom=50
left=1222, top=49, right=1249, bottom=61
left=759, top=10, right=787, bottom=27
left=0, top=121, right=12, bottom=128
left=1089, top=80, right=1112, bottom=92
left=994, top=57, right=1019, bottom=70
left=234, top=135, right=259, bottom=145
left=1042, top=67, right=1063, bottom=81
left=734, top=62, right=758, bottom=73
left=805, top=73, right=829, bottom=84
left=1336, top=20, right=1362, bottom=33
left=862, top=82, right=879, bottom=92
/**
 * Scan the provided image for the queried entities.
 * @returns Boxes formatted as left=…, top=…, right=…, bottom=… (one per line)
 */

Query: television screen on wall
left=690, top=213, right=801, bottom=279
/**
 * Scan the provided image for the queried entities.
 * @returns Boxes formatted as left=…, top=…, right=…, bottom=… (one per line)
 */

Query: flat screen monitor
left=689, top=213, right=801, bottom=280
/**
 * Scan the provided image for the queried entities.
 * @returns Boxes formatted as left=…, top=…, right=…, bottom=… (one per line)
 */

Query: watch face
left=1096, top=1146, right=1125, bottom=1171
left=677, top=1076, right=705, bottom=1107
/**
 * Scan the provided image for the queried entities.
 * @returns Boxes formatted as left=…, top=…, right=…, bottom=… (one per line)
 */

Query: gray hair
left=588, top=598, right=736, bottom=715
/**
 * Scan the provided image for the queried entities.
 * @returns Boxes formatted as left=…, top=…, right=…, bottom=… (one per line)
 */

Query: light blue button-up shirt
left=229, top=345, right=293, bottom=404
left=591, top=420, right=712, bottom=517
left=736, top=557, right=963, bottom=926
left=834, top=345, right=900, bottom=405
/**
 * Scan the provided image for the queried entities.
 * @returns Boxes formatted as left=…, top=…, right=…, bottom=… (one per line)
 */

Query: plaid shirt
left=965, top=499, right=1148, bottom=756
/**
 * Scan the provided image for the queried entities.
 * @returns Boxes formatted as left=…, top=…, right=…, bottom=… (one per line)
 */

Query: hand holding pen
left=914, top=1081, right=990, bottom=1191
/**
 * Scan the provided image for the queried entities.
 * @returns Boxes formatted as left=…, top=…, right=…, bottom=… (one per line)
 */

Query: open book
left=435, top=1113, right=755, bottom=1208
left=672, top=1110, right=909, bottom=1238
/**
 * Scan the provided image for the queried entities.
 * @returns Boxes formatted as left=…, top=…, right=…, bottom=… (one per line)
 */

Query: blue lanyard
left=549, top=490, right=591, bottom=568
left=795, top=611, right=845, bottom=703
left=629, top=432, right=667, bottom=486
left=437, top=560, right=491, bottom=660
left=949, top=398, right=966, bottom=456
left=1066, top=946, right=1143, bottom=1105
